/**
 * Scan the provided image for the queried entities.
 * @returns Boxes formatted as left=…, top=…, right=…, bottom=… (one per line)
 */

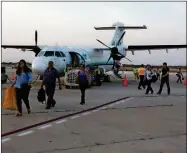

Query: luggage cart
left=64, top=69, right=92, bottom=89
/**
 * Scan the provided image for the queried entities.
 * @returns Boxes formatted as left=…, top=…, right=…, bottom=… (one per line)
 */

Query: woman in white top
left=144, top=64, right=154, bottom=94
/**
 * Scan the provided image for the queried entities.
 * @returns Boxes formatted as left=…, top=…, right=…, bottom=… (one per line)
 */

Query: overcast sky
left=1, top=2, right=186, bottom=65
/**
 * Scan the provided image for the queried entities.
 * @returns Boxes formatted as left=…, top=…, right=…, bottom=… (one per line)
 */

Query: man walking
left=157, top=62, right=170, bottom=95
left=41, top=61, right=62, bottom=109
left=138, top=64, right=145, bottom=90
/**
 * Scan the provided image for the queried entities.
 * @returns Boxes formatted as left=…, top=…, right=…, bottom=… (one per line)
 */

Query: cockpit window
left=55, top=52, right=62, bottom=57
left=37, top=51, right=45, bottom=57
left=44, top=51, right=54, bottom=57
left=60, top=52, right=66, bottom=57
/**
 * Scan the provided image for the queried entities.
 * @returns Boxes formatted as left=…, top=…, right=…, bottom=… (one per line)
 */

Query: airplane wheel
left=65, top=85, right=70, bottom=89
left=39, top=76, right=43, bottom=80
left=107, top=75, right=111, bottom=82
left=103, top=75, right=110, bottom=82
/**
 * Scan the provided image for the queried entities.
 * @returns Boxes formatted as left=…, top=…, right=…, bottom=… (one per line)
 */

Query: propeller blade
left=125, top=57, right=132, bottom=62
left=96, top=39, right=111, bottom=49
left=35, top=30, right=38, bottom=46
left=116, top=31, right=126, bottom=47
left=106, top=56, right=112, bottom=64
left=118, top=52, right=125, bottom=57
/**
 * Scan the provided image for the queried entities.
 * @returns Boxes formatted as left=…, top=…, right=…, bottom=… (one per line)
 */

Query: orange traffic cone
left=11, top=72, right=15, bottom=81
left=184, top=78, right=187, bottom=85
left=123, top=75, right=128, bottom=86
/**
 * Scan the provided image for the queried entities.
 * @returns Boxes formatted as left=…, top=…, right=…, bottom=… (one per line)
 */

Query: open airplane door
left=69, top=52, right=86, bottom=66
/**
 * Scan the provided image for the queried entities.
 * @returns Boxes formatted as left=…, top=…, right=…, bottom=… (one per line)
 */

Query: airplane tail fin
left=95, top=22, right=147, bottom=56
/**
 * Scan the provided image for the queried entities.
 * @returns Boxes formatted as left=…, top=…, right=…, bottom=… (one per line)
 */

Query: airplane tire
left=39, top=76, right=43, bottom=80
left=103, top=75, right=110, bottom=82
left=65, top=85, right=70, bottom=89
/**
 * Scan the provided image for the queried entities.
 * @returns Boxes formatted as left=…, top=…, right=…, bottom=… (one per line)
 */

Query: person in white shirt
left=144, top=64, right=154, bottom=94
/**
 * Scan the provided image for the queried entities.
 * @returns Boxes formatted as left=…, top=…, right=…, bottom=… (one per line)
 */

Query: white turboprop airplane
left=2, top=22, right=187, bottom=80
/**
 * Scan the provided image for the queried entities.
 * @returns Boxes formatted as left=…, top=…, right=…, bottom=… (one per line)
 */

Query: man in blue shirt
left=41, top=61, right=62, bottom=109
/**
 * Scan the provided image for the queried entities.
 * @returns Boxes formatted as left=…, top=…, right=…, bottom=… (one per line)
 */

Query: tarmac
left=1, top=67, right=186, bottom=153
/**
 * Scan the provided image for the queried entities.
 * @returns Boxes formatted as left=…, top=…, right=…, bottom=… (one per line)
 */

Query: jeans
left=15, top=85, right=31, bottom=113
left=45, top=85, right=56, bottom=108
left=158, top=79, right=170, bottom=94
left=138, top=75, right=145, bottom=89
left=79, top=82, right=87, bottom=103
left=146, top=80, right=153, bottom=94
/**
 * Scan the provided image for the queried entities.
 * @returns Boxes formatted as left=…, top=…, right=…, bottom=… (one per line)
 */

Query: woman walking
left=76, top=65, right=89, bottom=105
left=12, top=59, right=32, bottom=116
left=144, top=64, right=154, bottom=94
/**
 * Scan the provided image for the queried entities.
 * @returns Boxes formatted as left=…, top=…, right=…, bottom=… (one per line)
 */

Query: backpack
left=151, top=74, right=158, bottom=83
left=37, top=88, right=46, bottom=104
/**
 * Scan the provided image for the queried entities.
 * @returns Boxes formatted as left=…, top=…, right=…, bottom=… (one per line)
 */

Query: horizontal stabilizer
left=94, top=25, right=147, bottom=30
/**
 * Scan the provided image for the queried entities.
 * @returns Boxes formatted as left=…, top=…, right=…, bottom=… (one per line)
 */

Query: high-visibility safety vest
left=138, top=67, right=145, bottom=76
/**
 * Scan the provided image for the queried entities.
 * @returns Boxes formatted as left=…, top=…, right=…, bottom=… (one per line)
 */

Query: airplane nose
left=32, top=57, right=48, bottom=75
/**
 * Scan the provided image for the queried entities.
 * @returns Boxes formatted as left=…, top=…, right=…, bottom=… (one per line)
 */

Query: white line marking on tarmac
left=81, top=112, right=91, bottom=116
left=1, top=98, right=134, bottom=141
left=38, top=124, right=52, bottom=130
left=70, top=115, right=80, bottom=119
left=92, top=109, right=99, bottom=113
left=109, top=104, right=114, bottom=107
left=101, top=106, right=107, bottom=109
left=17, top=130, right=34, bottom=136
left=2, top=138, right=11, bottom=143
left=55, top=119, right=67, bottom=124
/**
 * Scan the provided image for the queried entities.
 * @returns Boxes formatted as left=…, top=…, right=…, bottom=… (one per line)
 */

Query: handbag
left=37, top=88, right=46, bottom=104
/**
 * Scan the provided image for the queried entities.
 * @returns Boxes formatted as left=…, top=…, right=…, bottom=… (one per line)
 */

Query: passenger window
left=55, top=52, right=62, bottom=57
left=44, top=51, right=54, bottom=57
left=60, top=52, right=66, bottom=57
left=37, top=51, right=45, bottom=57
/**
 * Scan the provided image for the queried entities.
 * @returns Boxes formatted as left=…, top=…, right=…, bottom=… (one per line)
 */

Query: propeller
left=96, top=31, right=129, bottom=69
left=35, top=30, right=38, bottom=46
left=29, top=30, right=41, bottom=56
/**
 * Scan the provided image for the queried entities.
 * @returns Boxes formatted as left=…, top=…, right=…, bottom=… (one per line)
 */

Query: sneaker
left=80, top=102, right=85, bottom=105
left=45, top=106, right=51, bottom=109
left=51, top=101, right=56, bottom=107
left=27, top=109, right=31, bottom=114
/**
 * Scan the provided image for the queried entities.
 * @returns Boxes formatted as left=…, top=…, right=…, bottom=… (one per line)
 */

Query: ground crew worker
left=157, top=62, right=170, bottom=95
left=135, top=68, right=139, bottom=80
left=156, top=68, right=161, bottom=80
left=64, top=64, right=68, bottom=73
left=95, top=66, right=101, bottom=86
left=133, top=68, right=136, bottom=80
left=138, top=64, right=145, bottom=90
left=41, top=61, right=62, bottom=109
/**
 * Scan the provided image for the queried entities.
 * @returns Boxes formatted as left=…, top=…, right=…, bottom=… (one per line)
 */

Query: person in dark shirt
left=41, top=61, right=62, bottom=109
left=157, top=62, right=170, bottom=95
left=76, top=65, right=89, bottom=105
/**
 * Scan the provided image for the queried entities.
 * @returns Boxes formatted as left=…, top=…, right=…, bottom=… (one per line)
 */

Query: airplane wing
left=2, top=45, right=42, bottom=56
left=93, top=48, right=110, bottom=51
left=126, top=45, right=187, bottom=54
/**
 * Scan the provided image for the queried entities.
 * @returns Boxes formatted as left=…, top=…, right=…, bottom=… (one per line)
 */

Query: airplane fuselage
left=32, top=46, right=118, bottom=75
